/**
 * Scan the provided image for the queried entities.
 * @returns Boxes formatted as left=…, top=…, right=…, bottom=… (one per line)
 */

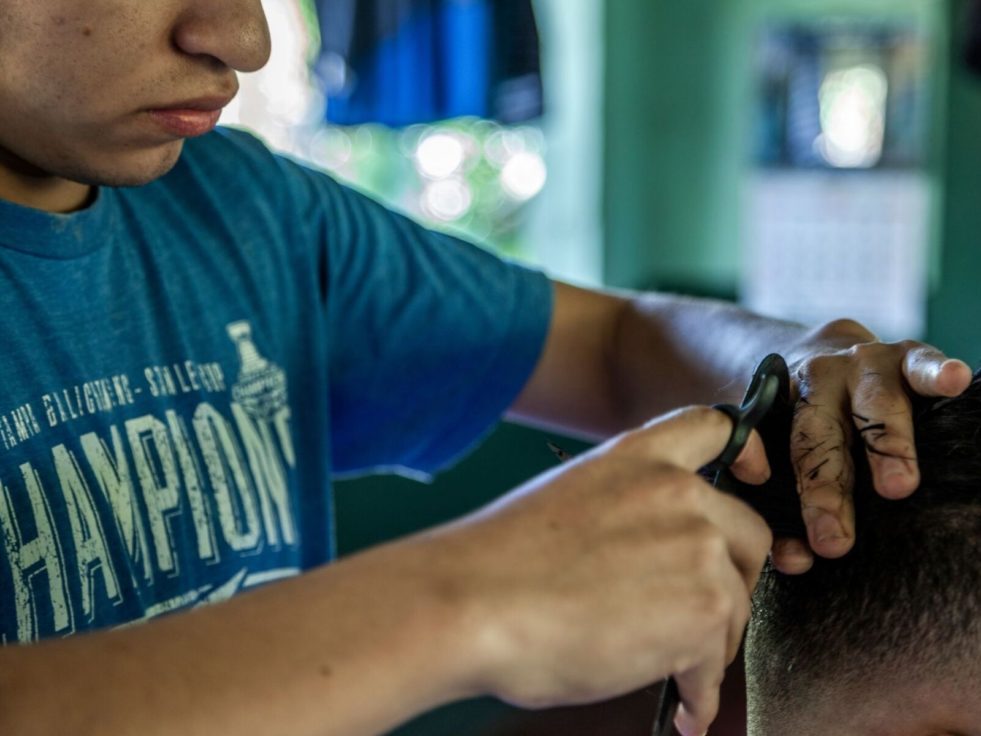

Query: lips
left=147, top=108, right=223, bottom=137
left=146, top=95, right=234, bottom=137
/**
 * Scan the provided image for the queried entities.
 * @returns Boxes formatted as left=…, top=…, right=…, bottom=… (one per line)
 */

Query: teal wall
left=604, top=1, right=747, bottom=294
left=927, top=0, right=981, bottom=363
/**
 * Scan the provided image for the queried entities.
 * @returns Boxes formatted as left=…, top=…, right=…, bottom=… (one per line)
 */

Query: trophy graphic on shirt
left=226, top=321, right=288, bottom=420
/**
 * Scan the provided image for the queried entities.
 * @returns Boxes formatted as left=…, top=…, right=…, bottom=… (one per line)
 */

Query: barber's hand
left=439, top=407, right=772, bottom=736
left=773, top=319, right=972, bottom=574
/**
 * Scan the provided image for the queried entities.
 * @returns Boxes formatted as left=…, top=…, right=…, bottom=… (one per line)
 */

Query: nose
left=172, top=0, right=272, bottom=73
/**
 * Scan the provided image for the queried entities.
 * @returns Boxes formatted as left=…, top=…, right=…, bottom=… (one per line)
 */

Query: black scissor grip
left=708, top=353, right=790, bottom=475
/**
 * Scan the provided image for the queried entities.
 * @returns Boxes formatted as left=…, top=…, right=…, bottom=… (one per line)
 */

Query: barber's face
left=0, top=0, right=271, bottom=191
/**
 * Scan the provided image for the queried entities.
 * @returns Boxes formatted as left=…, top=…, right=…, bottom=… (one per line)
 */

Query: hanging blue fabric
left=314, top=0, right=542, bottom=127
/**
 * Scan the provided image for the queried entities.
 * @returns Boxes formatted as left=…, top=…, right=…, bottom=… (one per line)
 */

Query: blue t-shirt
left=0, top=128, right=552, bottom=644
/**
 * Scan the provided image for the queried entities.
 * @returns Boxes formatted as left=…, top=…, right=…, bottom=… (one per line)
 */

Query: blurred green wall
left=604, top=1, right=747, bottom=295
left=335, top=1, right=981, bottom=734
left=929, top=0, right=981, bottom=363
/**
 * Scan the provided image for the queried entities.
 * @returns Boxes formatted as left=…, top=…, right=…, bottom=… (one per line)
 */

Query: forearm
left=0, top=534, right=480, bottom=736
left=509, top=281, right=873, bottom=439
left=607, top=291, right=809, bottom=423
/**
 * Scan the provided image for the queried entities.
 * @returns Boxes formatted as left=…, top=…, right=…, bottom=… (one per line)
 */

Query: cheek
left=50, top=40, right=145, bottom=112
left=5, top=7, right=157, bottom=117
left=0, top=4, right=186, bottom=185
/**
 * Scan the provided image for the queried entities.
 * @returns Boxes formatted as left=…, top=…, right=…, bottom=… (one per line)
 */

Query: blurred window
left=220, top=0, right=549, bottom=261
left=742, top=17, right=936, bottom=340
left=753, top=23, right=931, bottom=170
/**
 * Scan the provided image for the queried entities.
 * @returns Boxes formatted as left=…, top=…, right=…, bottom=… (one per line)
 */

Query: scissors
left=651, top=352, right=794, bottom=736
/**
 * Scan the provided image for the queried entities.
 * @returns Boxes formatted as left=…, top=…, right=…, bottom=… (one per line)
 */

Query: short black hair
left=746, top=370, right=981, bottom=731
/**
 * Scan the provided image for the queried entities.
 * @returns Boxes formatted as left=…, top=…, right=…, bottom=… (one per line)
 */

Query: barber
left=0, top=2, right=971, bottom=734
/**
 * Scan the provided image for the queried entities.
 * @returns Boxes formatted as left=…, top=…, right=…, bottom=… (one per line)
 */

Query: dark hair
left=745, top=370, right=981, bottom=730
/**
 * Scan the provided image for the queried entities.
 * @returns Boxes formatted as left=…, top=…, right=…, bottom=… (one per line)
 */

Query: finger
left=700, top=489, right=773, bottom=592
left=902, top=346, right=972, bottom=398
left=673, top=647, right=726, bottom=736
left=721, top=561, right=752, bottom=664
left=770, top=537, right=813, bottom=575
left=639, top=406, right=769, bottom=476
left=790, top=364, right=855, bottom=559
left=849, top=364, right=919, bottom=500
left=729, top=429, right=772, bottom=485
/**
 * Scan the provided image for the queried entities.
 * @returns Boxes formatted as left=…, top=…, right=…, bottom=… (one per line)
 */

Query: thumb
left=638, top=406, right=769, bottom=477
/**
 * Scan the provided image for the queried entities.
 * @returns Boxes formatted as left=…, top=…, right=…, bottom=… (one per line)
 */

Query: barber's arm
left=4, top=279, right=960, bottom=736
left=508, top=280, right=972, bottom=570
left=0, top=409, right=766, bottom=736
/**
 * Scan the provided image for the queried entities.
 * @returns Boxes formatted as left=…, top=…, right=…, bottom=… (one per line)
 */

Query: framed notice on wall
left=741, top=19, right=935, bottom=339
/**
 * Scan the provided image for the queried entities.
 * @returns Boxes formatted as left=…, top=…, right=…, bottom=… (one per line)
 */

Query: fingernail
left=879, top=457, right=909, bottom=480
left=674, top=708, right=695, bottom=736
left=772, top=538, right=814, bottom=574
left=674, top=708, right=709, bottom=736
left=673, top=719, right=699, bottom=736
left=780, top=538, right=808, bottom=556
left=811, top=511, right=844, bottom=543
left=877, top=457, right=917, bottom=498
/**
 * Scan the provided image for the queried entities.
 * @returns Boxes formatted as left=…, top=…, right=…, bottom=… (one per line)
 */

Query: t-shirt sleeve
left=322, top=183, right=552, bottom=478
left=222, top=130, right=554, bottom=479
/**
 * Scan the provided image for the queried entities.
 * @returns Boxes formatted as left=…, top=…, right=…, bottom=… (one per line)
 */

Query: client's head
left=746, top=371, right=981, bottom=736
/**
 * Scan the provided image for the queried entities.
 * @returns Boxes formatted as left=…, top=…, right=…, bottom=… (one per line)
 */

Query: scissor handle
left=650, top=677, right=679, bottom=736
left=707, top=354, right=790, bottom=474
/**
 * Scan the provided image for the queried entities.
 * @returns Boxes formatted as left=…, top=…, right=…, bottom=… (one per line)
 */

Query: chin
left=38, top=136, right=185, bottom=190
left=81, top=141, right=187, bottom=188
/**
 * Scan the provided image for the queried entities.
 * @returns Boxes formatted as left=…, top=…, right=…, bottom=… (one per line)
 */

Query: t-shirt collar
left=0, top=186, right=119, bottom=259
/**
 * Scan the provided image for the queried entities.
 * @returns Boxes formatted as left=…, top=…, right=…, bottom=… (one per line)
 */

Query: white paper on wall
left=741, top=170, right=931, bottom=341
